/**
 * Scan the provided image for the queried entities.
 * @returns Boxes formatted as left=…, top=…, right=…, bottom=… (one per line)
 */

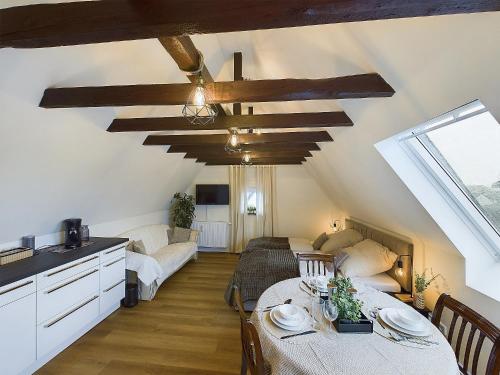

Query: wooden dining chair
left=233, top=287, right=271, bottom=375
left=296, top=253, right=337, bottom=277
left=431, top=294, right=500, bottom=375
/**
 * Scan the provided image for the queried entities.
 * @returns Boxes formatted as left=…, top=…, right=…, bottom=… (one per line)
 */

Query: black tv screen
left=196, top=184, right=229, bottom=205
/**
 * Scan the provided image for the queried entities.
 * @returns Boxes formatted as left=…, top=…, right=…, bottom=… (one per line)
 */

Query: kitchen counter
left=0, top=237, right=128, bottom=288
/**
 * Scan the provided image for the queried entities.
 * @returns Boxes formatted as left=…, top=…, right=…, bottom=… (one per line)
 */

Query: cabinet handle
left=44, top=269, right=98, bottom=294
left=103, top=257, right=125, bottom=268
left=43, top=295, right=98, bottom=328
left=0, top=280, right=33, bottom=296
left=45, top=256, right=99, bottom=277
left=104, top=246, right=125, bottom=255
left=103, top=279, right=125, bottom=293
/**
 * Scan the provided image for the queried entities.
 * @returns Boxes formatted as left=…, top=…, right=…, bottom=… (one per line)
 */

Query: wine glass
left=324, top=300, right=339, bottom=336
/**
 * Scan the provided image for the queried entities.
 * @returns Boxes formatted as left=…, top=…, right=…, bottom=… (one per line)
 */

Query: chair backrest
left=233, top=287, right=267, bottom=375
left=431, top=294, right=500, bottom=375
left=233, top=286, right=247, bottom=321
left=296, top=253, right=336, bottom=277
left=241, top=319, right=267, bottom=375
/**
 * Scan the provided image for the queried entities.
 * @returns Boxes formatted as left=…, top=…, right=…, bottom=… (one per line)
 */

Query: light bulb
left=230, top=134, right=239, bottom=147
left=193, top=86, right=206, bottom=107
left=243, top=154, right=251, bottom=163
left=396, top=267, right=404, bottom=277
left=255, top=128, right=262, bottom=135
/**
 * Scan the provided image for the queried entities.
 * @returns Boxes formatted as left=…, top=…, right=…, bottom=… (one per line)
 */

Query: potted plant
left=247, top=206, right=256, bottom=215
left=170, top=192, right=196, bottom=229
left=329, top=276, right=371, bottom=333
left=414, top=270, right=440, bottom=309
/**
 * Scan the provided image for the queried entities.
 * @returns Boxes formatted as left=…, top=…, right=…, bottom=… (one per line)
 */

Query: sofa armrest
left=125, top=250, right=163, bottom=286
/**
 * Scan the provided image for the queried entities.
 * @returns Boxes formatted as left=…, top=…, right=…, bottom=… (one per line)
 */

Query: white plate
left=379, top=309, right=432, bottom=337
left=270, top=308, right=308, bottom=331
left=387, top=308, right=425, bottom=331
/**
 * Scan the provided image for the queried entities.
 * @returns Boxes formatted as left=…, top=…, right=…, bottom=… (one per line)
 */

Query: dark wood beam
left=233, top=52, right=243, bottom=116
left=167, top=143, right=321, bottom=153
left=40, top=74, right=394, bottom=108
left=158, top=36, right=226, bottom=116
left=186, top=150, right=313, bottom=159
left=144, top=131, right=333, bottom=146
left=201, top=157, right=306, bottom=165
left=2, top=1, right=498, bottom=49
left=107, top=112, right=352, bottom=132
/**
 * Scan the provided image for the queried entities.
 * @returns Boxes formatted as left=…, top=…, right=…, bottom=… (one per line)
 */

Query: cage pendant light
left=225, top=128, right=242, bottom=153
left=241, top=152, right=252, bottom=165
left=182, top=75, right=218, bottom=126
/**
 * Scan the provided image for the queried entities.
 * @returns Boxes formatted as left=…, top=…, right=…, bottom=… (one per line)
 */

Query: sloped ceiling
left=1, top=1, right=499, bottom=275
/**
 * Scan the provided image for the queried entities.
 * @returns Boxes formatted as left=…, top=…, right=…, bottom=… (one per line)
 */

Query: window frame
left=398, top=100, right=500, bottom=261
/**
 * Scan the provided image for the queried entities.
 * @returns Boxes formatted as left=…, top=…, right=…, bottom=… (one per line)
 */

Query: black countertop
left=0, top=237, right=128, bottom=288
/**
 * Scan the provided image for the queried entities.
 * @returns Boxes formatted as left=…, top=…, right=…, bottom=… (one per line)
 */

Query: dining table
left=251, top=277, right=459, bottom=375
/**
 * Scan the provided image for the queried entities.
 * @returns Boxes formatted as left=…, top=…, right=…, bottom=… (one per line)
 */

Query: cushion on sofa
left=126, top=240, right=147, bottom=255
left=189, top=229, right=199, bottom=243
left=171, top=227, right=192, bottom=244
left=320, top=229, right=363, bottom=255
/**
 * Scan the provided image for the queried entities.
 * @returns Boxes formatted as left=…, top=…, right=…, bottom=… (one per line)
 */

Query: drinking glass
left=311, top=297, right=325, bottom=330
left=324, top=300, right=339, bottom=336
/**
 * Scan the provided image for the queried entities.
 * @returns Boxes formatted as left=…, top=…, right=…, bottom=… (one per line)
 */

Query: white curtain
left=256, top=165, right=278, bottom=237
left=229, top=166, right=247, bottom=253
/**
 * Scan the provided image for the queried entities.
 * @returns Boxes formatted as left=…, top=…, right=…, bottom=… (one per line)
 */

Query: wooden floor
left=37, top=252, right=241, bottom=375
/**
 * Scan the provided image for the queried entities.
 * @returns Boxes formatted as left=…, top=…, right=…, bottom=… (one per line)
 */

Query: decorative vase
left=414, top=292, right=425, bottom=309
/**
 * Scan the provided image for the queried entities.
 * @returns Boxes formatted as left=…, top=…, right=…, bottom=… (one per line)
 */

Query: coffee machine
left=64, top=218, right=82, bottom=249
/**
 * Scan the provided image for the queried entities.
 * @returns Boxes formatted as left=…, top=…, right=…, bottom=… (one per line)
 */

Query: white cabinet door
left=0, top=293, right=36, bottom=375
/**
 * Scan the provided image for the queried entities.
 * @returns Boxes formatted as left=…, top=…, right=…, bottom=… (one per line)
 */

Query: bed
left=225, top=218, right=413, bottom=310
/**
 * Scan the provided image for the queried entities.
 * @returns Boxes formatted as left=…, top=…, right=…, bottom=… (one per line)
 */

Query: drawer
left=100, top=244, right=126, bottom=264
left=0, top=275, right=36, bottom=308
left=37, top=267, right=99, bottom=324
left=37, top=253, right=100, bottom=289
left=100, top=278, right=125, bottom=313
left=37, top=294, right=99, bottom=360
left=100, top=255, right=126, bottom=291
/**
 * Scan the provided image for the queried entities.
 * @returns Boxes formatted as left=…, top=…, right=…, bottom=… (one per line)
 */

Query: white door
left=0, top=293, right=36, bottom=375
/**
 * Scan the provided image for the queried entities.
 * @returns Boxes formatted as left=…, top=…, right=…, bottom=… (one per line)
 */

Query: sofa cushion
left=171, top=226, right=192, bottom=244
left=126, top=240, right=147, bottom=255
left=152, top=242, right=197, bottom=279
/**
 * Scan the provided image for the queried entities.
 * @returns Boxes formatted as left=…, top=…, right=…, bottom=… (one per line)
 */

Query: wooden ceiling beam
left=2, top=1, right=498, bottom=49
left=201, top=157, right=306, bottom=165
left=40, top=74, right=394, bottom=108
left=158, top=36, right=226, bottom=116
left=186, top=150, right=313, bottom=159
left=107, top=112, right=352, bottom=132
left=144, top=131, right=333, bottom=146
left=167, top=143, right=321, bottom=153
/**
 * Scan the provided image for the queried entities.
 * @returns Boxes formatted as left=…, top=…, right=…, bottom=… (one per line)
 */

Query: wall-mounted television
left=196, top=184, right=229, bottom=205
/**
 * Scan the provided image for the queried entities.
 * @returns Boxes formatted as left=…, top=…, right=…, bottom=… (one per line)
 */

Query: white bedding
left=351, top=272, right=401, bottom=293
left=289, top=237, right=314, bottom=253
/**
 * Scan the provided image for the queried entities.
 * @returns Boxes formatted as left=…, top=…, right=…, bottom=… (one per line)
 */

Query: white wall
left=186, top=165, right=339, bottom=241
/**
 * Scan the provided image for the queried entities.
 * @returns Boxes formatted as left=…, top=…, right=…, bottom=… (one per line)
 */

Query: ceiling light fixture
left=241, top=152, right=252, bottom=165
left=225, top=128, right=242, bottom=153
left=182, top=52, right=218, bottom=126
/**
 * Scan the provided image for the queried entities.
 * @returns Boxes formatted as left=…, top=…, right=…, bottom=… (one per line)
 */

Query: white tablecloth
left=251, top=278, right=459, bottom=375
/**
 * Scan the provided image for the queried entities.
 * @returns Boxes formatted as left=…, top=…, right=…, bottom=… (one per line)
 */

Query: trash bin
left=122, top=283, right=138, bottom=308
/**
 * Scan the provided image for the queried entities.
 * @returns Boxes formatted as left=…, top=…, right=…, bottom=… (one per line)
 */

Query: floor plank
left=36, top=252, right=241, bottom=375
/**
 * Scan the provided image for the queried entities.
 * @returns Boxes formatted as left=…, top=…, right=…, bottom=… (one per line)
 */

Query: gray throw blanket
left=245, top=236, right=291, bottom=250
left=225, top=240, right=299, bottom=311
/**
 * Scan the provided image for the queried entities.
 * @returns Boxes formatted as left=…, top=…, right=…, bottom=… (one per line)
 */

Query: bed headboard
left=345, top=218, right=413, bottom=293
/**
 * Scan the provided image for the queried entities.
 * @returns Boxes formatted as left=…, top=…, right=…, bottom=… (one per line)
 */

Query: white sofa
left=120, top=224, right=198, bottom=300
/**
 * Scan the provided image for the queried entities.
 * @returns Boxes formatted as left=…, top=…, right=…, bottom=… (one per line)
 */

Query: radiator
left=191, top=221, right=229, bottom=248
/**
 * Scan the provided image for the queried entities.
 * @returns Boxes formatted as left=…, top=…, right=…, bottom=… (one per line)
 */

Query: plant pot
left=414, top=292, right=425, bottom=310
left=333, top=312, right=373, bottom=333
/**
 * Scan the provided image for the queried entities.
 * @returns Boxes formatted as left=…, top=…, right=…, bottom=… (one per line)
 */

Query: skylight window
left=401, top=101, right=500, bottom=260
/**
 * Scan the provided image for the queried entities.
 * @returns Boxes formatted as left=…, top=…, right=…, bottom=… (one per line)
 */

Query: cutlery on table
left=280, top=330, right=317, bottom=339
left=263, top=298, right=292, bottom=312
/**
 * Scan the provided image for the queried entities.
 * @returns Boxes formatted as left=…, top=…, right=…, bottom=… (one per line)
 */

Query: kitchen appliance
left=63, top=218, right=82, bottom=249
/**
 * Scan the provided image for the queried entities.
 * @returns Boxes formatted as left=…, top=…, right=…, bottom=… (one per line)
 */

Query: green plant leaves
left=170, top=192, right=196, bottom=229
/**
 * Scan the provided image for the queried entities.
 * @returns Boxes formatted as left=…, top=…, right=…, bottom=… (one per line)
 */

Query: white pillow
left=320, top=229, right=363, bottom=255
left=339, top=239, right=398, bottom=277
